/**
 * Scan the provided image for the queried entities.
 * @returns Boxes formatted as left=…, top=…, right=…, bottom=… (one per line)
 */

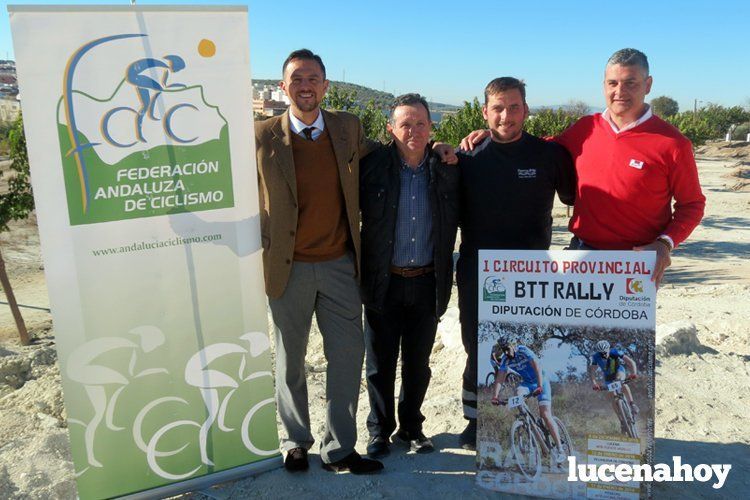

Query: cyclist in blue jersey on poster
left=490, top=338, right=566, bottom=463
left=589, top=340, right=639, bottom=434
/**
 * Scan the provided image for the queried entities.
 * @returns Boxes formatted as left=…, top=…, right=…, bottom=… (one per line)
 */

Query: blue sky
left=3, top=0, right=749, bottom=111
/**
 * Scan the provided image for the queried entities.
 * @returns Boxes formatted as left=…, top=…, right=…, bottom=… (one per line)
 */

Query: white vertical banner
left=475, top=250, right=656, bottom=499
left=9, top=5, right=280, bottom=499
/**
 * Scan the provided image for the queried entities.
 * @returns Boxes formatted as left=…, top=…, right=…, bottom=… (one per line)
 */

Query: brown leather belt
left=389, top=265, right=434, bottom=278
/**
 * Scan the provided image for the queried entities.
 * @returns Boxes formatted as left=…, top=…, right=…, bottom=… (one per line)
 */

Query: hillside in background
left=253, top=78, right=459, bottom=112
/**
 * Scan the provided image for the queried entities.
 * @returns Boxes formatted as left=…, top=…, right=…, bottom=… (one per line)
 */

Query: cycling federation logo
left=625, top=278, right=644, bottom=295
left=483, top=276, right=507, bottom=302
left=58, top=35, right=234, bottom=225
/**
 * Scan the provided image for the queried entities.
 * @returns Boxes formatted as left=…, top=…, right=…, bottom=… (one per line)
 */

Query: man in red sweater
left=556, top=48, right=705, bottom=285
left=462, top=48, right=705, bottom=285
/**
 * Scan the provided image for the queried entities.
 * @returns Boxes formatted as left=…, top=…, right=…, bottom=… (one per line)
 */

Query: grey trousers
left=268, top=253, right=364, bottom=464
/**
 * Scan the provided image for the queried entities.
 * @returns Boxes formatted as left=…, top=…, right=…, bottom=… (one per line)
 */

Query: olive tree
left=650, top=96, right=679, bottom=117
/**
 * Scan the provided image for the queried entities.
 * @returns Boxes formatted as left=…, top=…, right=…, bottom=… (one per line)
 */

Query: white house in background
left=0, top=96, right=20, bottom=123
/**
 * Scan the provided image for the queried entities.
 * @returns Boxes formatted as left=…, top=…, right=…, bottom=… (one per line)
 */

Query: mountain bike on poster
left=489, top=338, right=572, bottom=480
left=589, top=340, right=639, bottom=438
left=496, top=392, right=574, bottom=481
left=594, top=378, right=639, bottom=439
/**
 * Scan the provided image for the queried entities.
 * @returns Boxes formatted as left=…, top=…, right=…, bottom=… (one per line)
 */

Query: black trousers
left=456, top=254, right=478, bottom=420
left=364, top=272, right=438, bottom=437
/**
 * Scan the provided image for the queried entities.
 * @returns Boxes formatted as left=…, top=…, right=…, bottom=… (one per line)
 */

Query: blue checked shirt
left=391, top=156, right=433, bottom=267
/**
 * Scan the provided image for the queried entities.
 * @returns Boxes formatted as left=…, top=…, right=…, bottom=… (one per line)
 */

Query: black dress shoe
left=395, top=429, right=434, bottom=453
left=458, top=419, right=477, bottom=451
left=284, top=447, right=309, bottom=472
left=322, top=452, right=384, bottom=474
left=366, top=435, right=390, bottom=458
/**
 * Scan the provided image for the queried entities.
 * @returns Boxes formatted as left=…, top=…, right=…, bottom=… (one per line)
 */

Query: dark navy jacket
left=360, top=143, right=459, bottom=316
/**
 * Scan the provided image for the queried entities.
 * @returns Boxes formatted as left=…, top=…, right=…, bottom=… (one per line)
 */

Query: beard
left=294, top=97, right=320, bottom=113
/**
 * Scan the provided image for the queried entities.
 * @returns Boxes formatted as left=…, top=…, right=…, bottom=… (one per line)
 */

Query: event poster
left=9, top=6, right=279, bottom=499
left=476, top=250, right=656, bottom=499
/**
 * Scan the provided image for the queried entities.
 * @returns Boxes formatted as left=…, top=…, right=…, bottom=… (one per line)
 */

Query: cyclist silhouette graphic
left=125, top=55, right=186, bottom=142
left=66, top=326, right=167, bottom=470
left=182, top=331, right=274, bottom=468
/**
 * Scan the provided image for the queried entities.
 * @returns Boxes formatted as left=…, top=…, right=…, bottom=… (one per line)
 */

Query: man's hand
left=432, top=142, right=458, bottom=165
left=627, top=373, right=638, bottom=380
left=592, top=383, right=602, bottom=391
left=459, top=129, right=490, bottom=151
left=633, top=240, right=671, bottom=288
left=531, top=387, right=543, bottom=396
left=491, top=397, right=500, bottom=406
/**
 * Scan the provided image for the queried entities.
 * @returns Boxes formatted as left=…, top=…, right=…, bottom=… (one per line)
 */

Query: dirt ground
left=0, top=141, right=749, bottom=499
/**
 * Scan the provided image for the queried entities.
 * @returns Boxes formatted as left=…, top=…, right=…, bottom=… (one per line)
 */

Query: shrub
left=730, top=122, right=750, bottom=141
left=432, top=98, right=485, bottom=146
left=650, top=96, right=679, bottom=117
left=525, top=108, right=580, bottom=138
left=666, top=113, right=715, bottom=146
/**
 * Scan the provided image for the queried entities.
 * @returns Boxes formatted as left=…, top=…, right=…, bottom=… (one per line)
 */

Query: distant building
left=270, top=89, right=289, bottom=104
left=0, top=59, right=19, bottom=122
left=253, top=98, right=288, bottom=117
left=0, top=60, right=21, bottom=161
left=251, top=81, right=290, bottom=116
left=0, top=97, right=21, bottom=123
left=252, top=83, right=289, bottom=105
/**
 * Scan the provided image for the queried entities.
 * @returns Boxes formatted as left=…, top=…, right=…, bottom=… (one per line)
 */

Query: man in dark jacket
left=455, top=77, right=575, bottom=450
left=360, top=94, right=459, bottom=458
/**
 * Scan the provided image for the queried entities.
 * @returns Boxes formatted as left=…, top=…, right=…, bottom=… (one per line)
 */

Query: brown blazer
left=255, top=109, right=376, bottom=299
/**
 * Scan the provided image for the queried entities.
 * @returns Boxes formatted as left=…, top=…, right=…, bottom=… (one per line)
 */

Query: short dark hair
left=607, top=48, right=649, bottom=76
left=282, top=48, right=326, bottom=78
left=390, top=93, right=431, bottom=123
left=484, top=77, right=526, bottom=104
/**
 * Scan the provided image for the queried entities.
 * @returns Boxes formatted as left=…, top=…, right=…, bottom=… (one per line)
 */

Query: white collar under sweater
left=288, top=109, right=326, bottom=140
left=602, top=105, right=653, bottom=134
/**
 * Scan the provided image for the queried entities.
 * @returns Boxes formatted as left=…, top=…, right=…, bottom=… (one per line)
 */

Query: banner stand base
left=117, top=455, right=283, bottom=500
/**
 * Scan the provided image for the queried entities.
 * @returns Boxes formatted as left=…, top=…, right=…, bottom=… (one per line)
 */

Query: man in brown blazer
left=255, top=49, right=382, bottom=474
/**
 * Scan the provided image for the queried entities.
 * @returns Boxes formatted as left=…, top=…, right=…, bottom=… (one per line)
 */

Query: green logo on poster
left=57, top=34, right=234, bottom=225
left=483, top=276, right=506, bottom=302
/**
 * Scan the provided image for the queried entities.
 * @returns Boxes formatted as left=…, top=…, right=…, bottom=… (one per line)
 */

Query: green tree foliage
left=650, top=96, right=679, bottom=117
left=0, top=121, right=12, bottom=155
left=525, top=108, right=580, bottom=138
left=432, top=98, right=485, bottom=145
left=666, top=104, right=750, bottom=146
left=355, top=100, right=389, bottom=143
left=698, top=104, right=750, bottom=136
left=323, top=85, right=390, bottom=143
left=666, top=112, right=714, bottom=146
left=731, top=122, right=750, bottom=141
left=0, top=114, right=34, bottom=345
left=322, top=85, right=358, bottom=111
left=0, top=115, right=34, bottom=231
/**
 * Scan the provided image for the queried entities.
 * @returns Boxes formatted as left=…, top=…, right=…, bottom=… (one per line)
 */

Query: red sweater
left=556, top=114, right=705, bottom=249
